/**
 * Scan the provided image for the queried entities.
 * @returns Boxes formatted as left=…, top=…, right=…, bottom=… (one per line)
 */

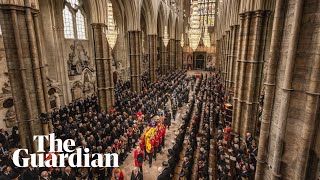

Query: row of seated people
left=0, top=70, right=187, bottom=180
left=212, top=74, right=258, bottom=180
left=178, top=74, right=207, bottom=180
left=156, top=73, right=199, bottom=180
left=216, top=127, right=257, bottom=180
left=156, top=95, right=195, bottom=180
left=197, top=101, right=214, bottom=179
left=189, top=73, right=217, bottom=180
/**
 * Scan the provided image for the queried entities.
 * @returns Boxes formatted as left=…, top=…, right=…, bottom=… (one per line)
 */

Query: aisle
left=120, top=102, right=186, bottom=179
left=121, top=70, right=203, bottom=179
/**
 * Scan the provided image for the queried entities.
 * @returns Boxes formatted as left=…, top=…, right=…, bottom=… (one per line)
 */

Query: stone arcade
left=0, top=0, right=319, bottom=179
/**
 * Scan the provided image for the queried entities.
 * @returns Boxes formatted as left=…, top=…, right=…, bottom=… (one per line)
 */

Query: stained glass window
left=63, top=7, right=74, bottom=39
left=76, top=10, right=86, bottom=39
left=192, top=0, right=216, bottom=27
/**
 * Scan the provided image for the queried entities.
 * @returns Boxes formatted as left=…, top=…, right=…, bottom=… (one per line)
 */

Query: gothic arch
left=168, top=10, right=176, bottom=39
left=157, top=2, right=165, bottom=36
left=141, top=0, right=156, bottom=34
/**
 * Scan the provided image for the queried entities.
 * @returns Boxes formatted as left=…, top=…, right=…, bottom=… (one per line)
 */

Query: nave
left=0, top=0, right=319, bottom=179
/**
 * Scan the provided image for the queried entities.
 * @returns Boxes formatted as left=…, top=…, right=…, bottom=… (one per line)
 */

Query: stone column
left=229, top=25, right=239, bottom=101
left=221, top=35, right=226, bottom=87
left=226, top=28, right=233, bottom=96
left=160, top=37, right=168, bottom=75
left=0, top=5, right=50, bottom=152
left=216, top=40, right=221, bottom=70
left=104, top=42, right=115, bottom=110
left=175, top=39, right=182, bottom=69
left=92, top=23, right=108, bottom=111
left=232, top=12, right=250, bottom=134
left=271, top=0, right=304, bottom=178
left=148, top=34, right=157, bottom=82
left=169, top=39, right=176, bottom=70
left=128, top=31, right=142, bottom=93
left=255, top=1, right=284, bottom=178
left=225, top=30, right=231, bottom=91
left=92, top=23, right=115, bottom=112
left=241, top=10, right=269, bottom=136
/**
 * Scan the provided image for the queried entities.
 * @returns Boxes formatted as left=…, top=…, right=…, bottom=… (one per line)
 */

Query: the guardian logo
left=12, top=133, right=119, bottom=168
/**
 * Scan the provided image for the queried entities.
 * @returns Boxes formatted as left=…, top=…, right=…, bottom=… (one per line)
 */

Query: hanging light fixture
left=181, top=33, right=184, bottom=47
left=188, top=0, right=201, bottom=51
left=203, top=26, right=211, bottom=47
left=163, top=26, right=169, bottom=47
left=106, top=2, right=118, bottom=49
left=106, top=27, right=118, bottom=49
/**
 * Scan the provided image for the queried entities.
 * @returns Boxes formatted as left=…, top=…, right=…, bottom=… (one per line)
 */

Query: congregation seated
left=0, top=69, right=188, bottom=180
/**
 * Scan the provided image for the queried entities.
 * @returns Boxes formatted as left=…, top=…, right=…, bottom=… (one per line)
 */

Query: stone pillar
left=221, top=35, right=226, bottom=87
left=229, top=25, right=239, bottom=101
left=227, top=29, right=233, bottom=95
left=175, top=39, right=182, bottom=69
left=271, top=0, right=304, bottom=178
left=232, top=12, right=249, bottom=134
left=0, top=5, right=50, bottom=152
left=232, top=9, right=271, bottom=137
left=91, top=23, right=114, bottom=112
left=225, top=30, right=231, bottom=91
left=255, top=1, right=284, bottom=178
left=216, top=40, right=221, bottom=70
left=160, top=37, right=168, bottom=75
left=91, top=23, right=107, bottom=111
left=128, top=31, right=142, bottom=93
left=104, top=42, right=115, bottom=110
left=148, top=34, right=157, bottom=82
left=169, top=39, right=176, bottom=70
left=241, top=10, right=269, bottom=136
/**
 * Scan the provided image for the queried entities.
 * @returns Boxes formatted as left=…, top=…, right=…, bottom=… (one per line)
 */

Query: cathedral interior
left=0, top=0, right=319, bottom=179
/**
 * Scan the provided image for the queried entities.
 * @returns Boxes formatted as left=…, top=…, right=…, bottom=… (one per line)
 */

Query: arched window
left=63, top=7, right=74, bottom=39
left=0, top=25, right=2, bottom=35
left=63, top=0, right=87, bottom=40
left=76, top=10, right=86, bottom=39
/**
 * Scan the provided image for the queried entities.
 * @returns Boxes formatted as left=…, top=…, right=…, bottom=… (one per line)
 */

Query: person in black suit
left=0, top=165, right=12, bottom=180
left=40, top=171, right=50, bottom=180
left=130, top=167, right=143, bottom=180
left=22, top=166, right=39, bottom=180
left=62, top=166, right=76, bottom=180
left=157, top=161, right=171, bottom=180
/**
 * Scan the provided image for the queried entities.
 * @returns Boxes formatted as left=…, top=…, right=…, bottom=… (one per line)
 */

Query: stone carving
left=83, top=71, right=95, bottom=97
left=68, top=41, right=92, bottom=76
left=71, top=81, right=83, bottom=100
left=4, top=106, right=15, bottom=128
left=48, top=88, right=61, bottom=109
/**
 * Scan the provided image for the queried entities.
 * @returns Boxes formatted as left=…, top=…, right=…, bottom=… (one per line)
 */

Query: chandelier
left=181, top=33, right=184, bottom=47
left=106, top=2, right=118, bottom=49
left=188, top=1, right=201, bottom=50
left=203, top=26, right=211, bottom=47
left=163, top=26, right=169, bottom=47
left=106, top=27, right=118, bottom=49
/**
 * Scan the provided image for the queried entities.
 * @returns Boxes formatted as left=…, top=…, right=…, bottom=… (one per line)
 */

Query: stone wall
left=264, top=0, right=320, bottom=179
left=0, top=34, right=14, bottom=131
